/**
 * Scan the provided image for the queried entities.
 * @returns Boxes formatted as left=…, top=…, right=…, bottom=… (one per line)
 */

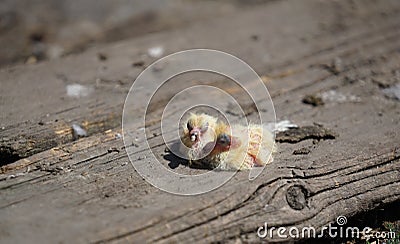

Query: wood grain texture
left=1, top=0, right=400, bottom=243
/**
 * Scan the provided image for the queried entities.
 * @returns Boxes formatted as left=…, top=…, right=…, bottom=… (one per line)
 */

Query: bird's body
left=179, top=112, right=276, bottom=170
left=203, top=123, right=276, bottom=170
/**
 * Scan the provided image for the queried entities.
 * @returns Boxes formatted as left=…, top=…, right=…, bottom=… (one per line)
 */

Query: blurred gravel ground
left=0, top=0, right=257, bottom=67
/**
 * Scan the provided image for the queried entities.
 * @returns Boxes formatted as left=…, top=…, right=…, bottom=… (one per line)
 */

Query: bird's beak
left=229, top=136, right=241, bottom=149
left=189, top=128, right=201, bottom=142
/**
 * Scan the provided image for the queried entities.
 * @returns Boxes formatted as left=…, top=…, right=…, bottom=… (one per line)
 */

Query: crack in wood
left=94, top=193, right=234, bottom=243
left=131, top=156, right=399, bottom=242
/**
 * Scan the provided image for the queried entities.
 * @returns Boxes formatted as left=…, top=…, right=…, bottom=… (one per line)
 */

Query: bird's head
left=185, top=113, right=217, bottom=144
left=187, top=119, right=209, bottom=143
left=203, top=132, right=241, bottom=155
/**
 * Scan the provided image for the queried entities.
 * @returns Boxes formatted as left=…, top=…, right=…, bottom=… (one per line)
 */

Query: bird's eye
left=218, top=134, right=230, bottom=146
left=187, top=120, right=194, bottom=131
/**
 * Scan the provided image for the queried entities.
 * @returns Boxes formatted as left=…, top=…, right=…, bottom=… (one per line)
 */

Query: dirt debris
left=132, top=60, right=145, bottom=67
left=97, top=52, right=108, bottom=61
left=302, top=94, right=324, bottom=107
left=293, top=147, right=311, bottom=155
left=372, top=77, right=391, bottom=88
left=317, top=57, right=343, bottom=75
left=276, top=124, right=337, bottom=143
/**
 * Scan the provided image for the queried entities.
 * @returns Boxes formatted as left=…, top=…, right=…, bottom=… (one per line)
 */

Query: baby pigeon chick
left=180, top=113, right=218, bottom=164
left=202, top=122, right=276, bottom=170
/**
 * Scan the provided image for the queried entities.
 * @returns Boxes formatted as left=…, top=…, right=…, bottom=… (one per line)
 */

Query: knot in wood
left=286, top=185, right=308, bottom=210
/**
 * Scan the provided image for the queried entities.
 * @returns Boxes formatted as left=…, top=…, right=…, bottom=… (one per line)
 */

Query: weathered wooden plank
left=1, top=45, right=399, bottom=243
left=1, top=0, right=400, bottom=243
left=1, top=0, right=400, bottom=164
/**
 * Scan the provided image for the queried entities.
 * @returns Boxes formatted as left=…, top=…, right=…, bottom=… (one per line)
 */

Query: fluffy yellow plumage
left=203, top=122, right=276, bottom=170
left=179, top=112, right=276, bottom=170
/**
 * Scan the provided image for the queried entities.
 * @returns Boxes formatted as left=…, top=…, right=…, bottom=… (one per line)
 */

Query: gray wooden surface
left=1, top=0, right=400, bottom=243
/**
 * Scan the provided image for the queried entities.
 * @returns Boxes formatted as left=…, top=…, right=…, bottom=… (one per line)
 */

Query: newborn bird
left=180, top=113, right=218, bottom=164
left=203, top=122, right=276, bottom=170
